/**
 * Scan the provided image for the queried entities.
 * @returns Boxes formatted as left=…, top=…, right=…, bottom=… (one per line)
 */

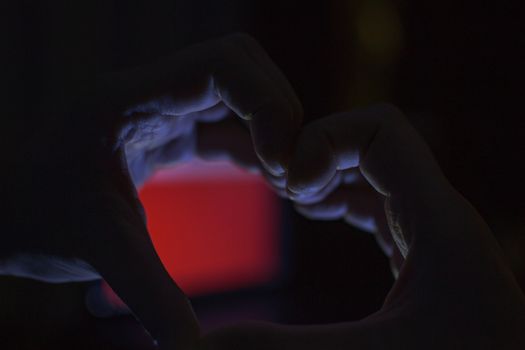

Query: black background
left=2, top=1, right=524, bottom=348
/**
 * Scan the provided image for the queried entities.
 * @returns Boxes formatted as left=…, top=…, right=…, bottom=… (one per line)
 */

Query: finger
left=185, top=101, right=232, bottom=123
left=388, top=245, right=404, bottom=279
left=294, top=180, right=396, bottom=259
left=75, top=157, right=199, bottom=349
left=287, top=104, right=460, bottom=252
left=198, top=124, right=291, bottom=200
left=78, top=195, right=200, bottom=349
left=370, top=204, right=395, bottom=257
left=179, top=110, right=291, bottom=199
left=341, top=168, right=364, bottom=185
left=295, top=184, right=378, bottom=227
left=287, top=104, right=448, bottom=199
left=97, top=33, right=302, bottom=176
left=195, top=114, right=290, bottom=196
left=286, top=104, right=515, bottom=292
left=287, top=105, right=525, bottom=318
left=288, top=171, right=342, bottom=205
left=230, top=34, right=303, bottom=130
left=262, top=170, right=287, bottom=190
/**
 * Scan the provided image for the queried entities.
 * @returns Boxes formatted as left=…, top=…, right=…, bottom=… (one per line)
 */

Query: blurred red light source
left=135, top=160, right=281, bottom=296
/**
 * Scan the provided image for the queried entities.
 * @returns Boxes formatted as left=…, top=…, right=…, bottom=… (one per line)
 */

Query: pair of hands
left=3, top=34, right=524, bottom=349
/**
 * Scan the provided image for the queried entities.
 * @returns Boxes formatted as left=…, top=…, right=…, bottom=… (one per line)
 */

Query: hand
left=111, top=33, right=301, bottom=184
left=2, top=33, right=302, bottom=349
left=201, top=104, right=525, bottom=349
left=293, top=167, right=403, bottom=273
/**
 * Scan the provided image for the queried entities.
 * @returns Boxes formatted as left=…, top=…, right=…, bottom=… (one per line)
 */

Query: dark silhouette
left=3, top=1, right=524, bottom=349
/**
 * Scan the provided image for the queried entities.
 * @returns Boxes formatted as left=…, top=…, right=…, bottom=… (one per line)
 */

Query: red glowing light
left=136, top=160, right=280, bottom=296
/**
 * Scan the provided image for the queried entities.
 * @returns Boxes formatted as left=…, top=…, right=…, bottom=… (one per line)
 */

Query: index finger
left=95, top=33, right=302, bottom=176
left=70, top=152, right=200, bottom=349
left=286, top=105, right=515, bottom=272
left=286, top=104, right=467, bottom=255
left=286, top=104, right=448, bottom=199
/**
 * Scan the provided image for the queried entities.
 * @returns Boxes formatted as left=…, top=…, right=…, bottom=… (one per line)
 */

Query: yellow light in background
left=356, top=0, right=404, bottom=64
left=337, top=0, right=405, bottom=106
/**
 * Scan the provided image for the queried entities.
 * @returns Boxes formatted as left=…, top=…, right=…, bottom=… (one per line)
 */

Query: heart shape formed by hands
left=3, top=34, right=524, bottom=349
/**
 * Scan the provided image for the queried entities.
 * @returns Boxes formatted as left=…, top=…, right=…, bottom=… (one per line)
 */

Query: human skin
left=2, top=32, right=301, bottom=349
left=4, top=5, right=524, bottom=347
left=199, top=104, right=525, bottom=349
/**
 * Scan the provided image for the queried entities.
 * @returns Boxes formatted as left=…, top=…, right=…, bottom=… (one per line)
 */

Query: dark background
left=2, top=0, right=524, bottom=348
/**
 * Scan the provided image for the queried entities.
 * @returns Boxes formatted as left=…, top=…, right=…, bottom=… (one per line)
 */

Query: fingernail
left=286, top=183, right=319, bottom=197
left=259, top=157, right=286, bottom=177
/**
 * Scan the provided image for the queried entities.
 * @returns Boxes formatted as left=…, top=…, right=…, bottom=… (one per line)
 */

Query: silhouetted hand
left=201, top=104, right=525, bottom=349
left=2, top=34, right=302, bottom=349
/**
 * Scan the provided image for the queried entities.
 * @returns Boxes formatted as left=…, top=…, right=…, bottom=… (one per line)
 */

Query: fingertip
left=286, top=160, right=335, bottom=195
left=285, top=123, right=337, bottom=196
left=256, top=151, right=286, bottom=177
left=286, top=162, right=336, bottom=196
left=294, top=202, right=347, bottom=221
left=254, top=135, right=295, bottom=177
left=241, top=112, right=253, bottom=121
left=248, top=97, right=300, bottom=177
left=286, top=183, right=316, bottom=196
left=250, top=131, right=289, bottom=178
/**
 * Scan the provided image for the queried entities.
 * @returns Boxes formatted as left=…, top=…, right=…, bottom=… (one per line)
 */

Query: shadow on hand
left=0, top=276, right=155, bottom=350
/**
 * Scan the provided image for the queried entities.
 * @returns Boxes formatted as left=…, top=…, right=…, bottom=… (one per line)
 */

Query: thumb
left=74, top=151, right=200, bottom=349
left=286, top=104, right=501, bottom=268
left=284, top=104, right=525, bottom=347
